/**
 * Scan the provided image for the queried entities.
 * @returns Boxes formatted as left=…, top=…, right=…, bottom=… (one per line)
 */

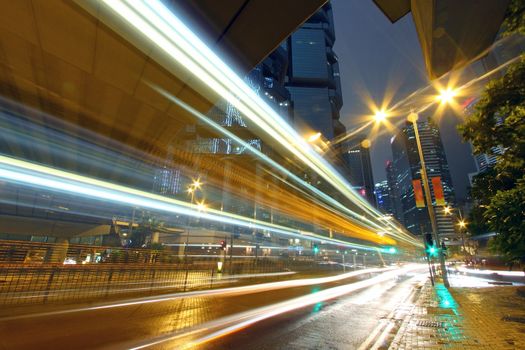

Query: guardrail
left=0, top=240, right=350, bottom=305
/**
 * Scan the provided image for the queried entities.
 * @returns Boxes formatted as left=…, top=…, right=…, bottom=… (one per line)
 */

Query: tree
left=458, top=0, right=525, bottom=262
left=484, top=179, right=525, bottom=262
left=501, top=0, right=525, bottom=37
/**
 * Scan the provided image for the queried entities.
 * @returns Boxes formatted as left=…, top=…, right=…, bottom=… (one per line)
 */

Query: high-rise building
left=374, top=181, right=393, bottom=214
left=284, top=3, right=344, bottom=141
left=342, top=134, right=376, bottom=206
left=391, top=120, right=456, bottom=239
left=152, top=167, right=183, bottom=196
left=385, top=160, right=403, bottom=223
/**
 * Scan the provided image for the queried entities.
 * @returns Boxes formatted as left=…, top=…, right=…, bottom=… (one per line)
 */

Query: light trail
left=2, top=271, right=300, bottom=305
left=333, top=36, right=525, bottom=158
left=128, top=264, right=426, bottom=349
left=456, top=266, right=525, bottom=277
left=89, top=0, right=419, bottom=247
left=331, top=120, right=374, bottom=145
left=154, top=86, right=418, bottom=245
left=385, top=38, right=525, bottom=119
left=0, top=155, right=389, bottom=251
left=358, top=273, right=426, bottom=350
left=411, top=53, right=523, bottom=117
left=0, top=266, right=398, bottom=322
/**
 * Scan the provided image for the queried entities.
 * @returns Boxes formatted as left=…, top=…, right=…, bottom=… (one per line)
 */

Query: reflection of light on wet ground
left=130, top=265, right=425, bottom=349
left=456, top=266, right=525, bottom=277
left=448, top=272, right=524, bottom=288
left=0, top=267, right=396, bottom=322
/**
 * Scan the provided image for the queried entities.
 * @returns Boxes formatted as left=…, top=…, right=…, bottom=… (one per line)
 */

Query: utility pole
left=408, top=112, right=449, bottom=287
left=229, top=234, right=234, bottom=274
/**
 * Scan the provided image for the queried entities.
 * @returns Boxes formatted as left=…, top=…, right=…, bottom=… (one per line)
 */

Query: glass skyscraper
left=391, top=120, right=456, bottom=239
left=283, top=3, right=344, bottom=141
left=374, top=180, right=394, bottom=215
left=342, top=134, right=376, bottom=206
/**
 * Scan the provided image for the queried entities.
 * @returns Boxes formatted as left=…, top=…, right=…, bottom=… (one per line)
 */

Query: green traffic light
left=427, top=246, right=437, bottom=256
left=388, top=247, right=397, bottom=254
left=313, top=244, right=319, bottom=254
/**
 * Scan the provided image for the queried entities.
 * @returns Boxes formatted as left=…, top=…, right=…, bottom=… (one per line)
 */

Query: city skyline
left=0, top=1, right=522, bottom=348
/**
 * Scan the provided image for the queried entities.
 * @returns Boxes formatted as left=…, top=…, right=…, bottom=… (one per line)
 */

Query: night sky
left=331, top=0, right=477, bottom=202
left=332, top=0, right=428, bottom=182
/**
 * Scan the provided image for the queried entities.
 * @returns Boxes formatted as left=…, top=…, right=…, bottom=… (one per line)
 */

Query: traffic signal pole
left=426, top=251, right=435, bottom=286
left=409, top=113, right=450, bottom=288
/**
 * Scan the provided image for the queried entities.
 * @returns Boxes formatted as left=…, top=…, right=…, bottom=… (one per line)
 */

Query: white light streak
left=0, top=155, right=377, bottom=251
left=94, top=0, right=420, bottom=247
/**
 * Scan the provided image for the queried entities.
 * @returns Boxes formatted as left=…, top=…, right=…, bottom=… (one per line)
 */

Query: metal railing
left=0, top=240, right=349, bottom=305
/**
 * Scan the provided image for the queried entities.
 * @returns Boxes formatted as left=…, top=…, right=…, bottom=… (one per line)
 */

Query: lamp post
left=458, top=218, right=468, bottom=259
left=444, top=206, right=469, bottom=261
left=184, top=178, right=204, bottom=261
left=408, top=112, right=449, bottom=287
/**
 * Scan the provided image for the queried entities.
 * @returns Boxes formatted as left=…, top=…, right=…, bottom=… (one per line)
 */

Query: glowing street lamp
left=458, top=220, right=467, bottom=229
left=443, top=206, right=452, bottom=215
left=374, top=109, right=387, bottom=123
left=196, top=201, right=207, bottom=212
left=192, top=178, right=202, bottom=189
left=437, top=88, right=457, bottom=104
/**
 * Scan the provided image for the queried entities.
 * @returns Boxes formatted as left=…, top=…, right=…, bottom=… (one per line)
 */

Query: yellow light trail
left=0, top=155, right=391, bottom=251
left=153, top=86, right=415, bottom=245
left=93, top=0, right=419, bottom=247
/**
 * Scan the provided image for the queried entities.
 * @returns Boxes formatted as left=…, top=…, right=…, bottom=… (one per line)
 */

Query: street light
left=374, top=109, right=387, bottom=123
left=192, top=178, right=202, bottom=189
left=443, top=206, right=470, bottom=259
left=437, top=88, right=457, bottom=104
left=407, top=112, right=450, bottom=287
left=196, top=201, right=207, bottom=212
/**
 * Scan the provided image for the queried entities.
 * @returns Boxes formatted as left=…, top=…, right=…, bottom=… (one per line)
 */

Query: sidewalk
left=388, top=280, right=525, bottom=349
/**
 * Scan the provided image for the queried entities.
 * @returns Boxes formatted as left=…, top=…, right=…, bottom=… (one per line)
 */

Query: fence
left=0, top=240, right=345, bottom=306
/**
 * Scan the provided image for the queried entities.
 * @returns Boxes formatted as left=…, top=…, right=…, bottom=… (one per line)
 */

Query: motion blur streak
left=1, top=267, right=394, bottom=322
left=96, top=0, right=419, bottom=247
left=0, top=155, right=380, bottom=250
left=129, top=264, right=425, bottom=349
left=456, top=266, right=525, bottom=277
left=154, top=86, right=411, bottom=245
left=385, top=36, right=524, bottom=118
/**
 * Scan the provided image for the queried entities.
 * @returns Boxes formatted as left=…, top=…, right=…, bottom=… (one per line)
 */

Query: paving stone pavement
left=388, top=281, right=525, bottom=349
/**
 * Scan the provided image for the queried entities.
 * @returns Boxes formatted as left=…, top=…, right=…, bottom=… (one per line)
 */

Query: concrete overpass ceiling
left=373, top=0, right=510, bottom=79
left=0, top=0, right=197, bottom=168
left=372, top=0, right=411, bottom=23
left=0, top=0, right=325, bottom=176
left=169, top=0, right=327, bottom=73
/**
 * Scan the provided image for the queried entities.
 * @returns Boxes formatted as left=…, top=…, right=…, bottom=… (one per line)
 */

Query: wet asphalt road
left=193, top=273, right=425, bottom=350
left=0, top=269, right=426, bottom=349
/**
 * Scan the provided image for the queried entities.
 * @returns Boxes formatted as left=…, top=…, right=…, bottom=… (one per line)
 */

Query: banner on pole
left=412, top=179, right=425, bottom=208
left=431, top=176, right=446, bottom=206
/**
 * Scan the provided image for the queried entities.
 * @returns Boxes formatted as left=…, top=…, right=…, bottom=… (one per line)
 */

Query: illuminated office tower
left=284, top=2, right=344, bottom=141
left=391, top=120, right=456, bottom=239
left=342, top=134, right=376, bottom=206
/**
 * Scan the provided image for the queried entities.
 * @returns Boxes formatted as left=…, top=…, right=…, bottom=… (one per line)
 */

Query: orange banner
left=431, top=177, right=446, bottom=206
left=412, top=179, right=425, bottom=208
